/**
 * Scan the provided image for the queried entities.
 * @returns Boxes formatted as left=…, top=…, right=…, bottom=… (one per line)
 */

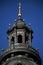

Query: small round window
left=17, top=63, right=22, bottom=65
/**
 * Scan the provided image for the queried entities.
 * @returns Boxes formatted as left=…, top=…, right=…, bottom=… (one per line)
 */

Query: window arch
left=18, top=35, right=22, bottom=43
left=11, top=37, right=14, bottom=44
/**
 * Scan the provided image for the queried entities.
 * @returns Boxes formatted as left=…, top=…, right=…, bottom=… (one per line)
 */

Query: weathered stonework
left=0, top=3, right=41, bottom=65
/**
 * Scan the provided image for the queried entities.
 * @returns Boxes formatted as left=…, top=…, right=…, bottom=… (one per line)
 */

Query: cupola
left=7, top=3, right=33, bottom=49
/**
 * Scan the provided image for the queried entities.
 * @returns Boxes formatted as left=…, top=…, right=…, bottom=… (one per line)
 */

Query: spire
left=18, top=3, right=22, bottom=19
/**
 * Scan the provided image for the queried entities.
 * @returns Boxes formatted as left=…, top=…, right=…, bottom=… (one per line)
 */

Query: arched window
left=11, top=37, right=14, bottom=44
left=25, top=35, right=28, bottom=43
left=18, top=35, right=22, bottom=43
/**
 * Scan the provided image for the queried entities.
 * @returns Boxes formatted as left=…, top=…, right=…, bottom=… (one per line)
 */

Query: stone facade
left=0, top=3, right=41, bottom=65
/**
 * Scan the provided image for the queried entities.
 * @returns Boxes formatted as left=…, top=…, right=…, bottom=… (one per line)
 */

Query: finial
left=8, top=23, right=11, bottom=28
left=14, top=19, right=16, bottom=22
left=18, top=3, right=22, bottom=18
left=29, top=23, right=31, bottom=26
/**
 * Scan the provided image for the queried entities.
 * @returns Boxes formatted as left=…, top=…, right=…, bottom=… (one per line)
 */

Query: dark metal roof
left=7, top=18, right=33, bottom=34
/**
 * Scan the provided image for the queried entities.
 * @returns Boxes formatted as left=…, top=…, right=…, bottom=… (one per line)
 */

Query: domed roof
left=7, top=3, right=33, bottom=34
left=14, top=18, right=25, bottom=28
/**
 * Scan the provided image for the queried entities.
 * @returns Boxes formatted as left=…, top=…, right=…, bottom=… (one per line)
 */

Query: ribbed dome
left=15, top=18, right=25, bottom=28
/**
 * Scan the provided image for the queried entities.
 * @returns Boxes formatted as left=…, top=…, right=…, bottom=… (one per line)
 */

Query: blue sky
left=0, top=0, right=43, bottom=64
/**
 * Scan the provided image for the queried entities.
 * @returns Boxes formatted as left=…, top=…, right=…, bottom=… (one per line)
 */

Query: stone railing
left=14, top=43, right=28, bottom=48
left=0, top=43, right=39, bottom=57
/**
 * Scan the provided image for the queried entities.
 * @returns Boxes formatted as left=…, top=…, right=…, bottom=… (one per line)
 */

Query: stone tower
left=0, top=3, right=41, bottom=65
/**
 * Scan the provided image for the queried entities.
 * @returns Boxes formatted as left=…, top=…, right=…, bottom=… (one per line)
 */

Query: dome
left=15, top=18, right=25, bottom=28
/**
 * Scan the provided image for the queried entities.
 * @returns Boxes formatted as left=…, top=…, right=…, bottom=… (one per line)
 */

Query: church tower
left=0, top=3, right=41, bottom=65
